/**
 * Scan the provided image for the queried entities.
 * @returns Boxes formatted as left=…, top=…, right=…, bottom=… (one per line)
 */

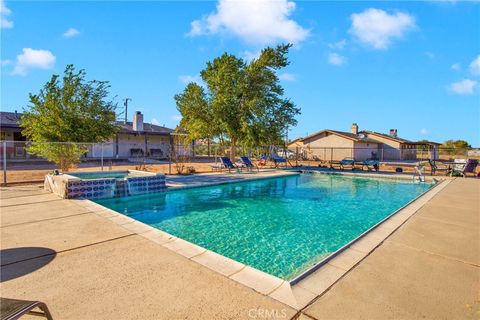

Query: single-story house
left=289, top=123, right=440, bottom=161
left=0, top=111, right=174, bottom=161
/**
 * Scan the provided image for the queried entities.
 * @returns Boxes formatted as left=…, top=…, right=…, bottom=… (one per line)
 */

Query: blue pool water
left=96, top=173, right=432, bottom=280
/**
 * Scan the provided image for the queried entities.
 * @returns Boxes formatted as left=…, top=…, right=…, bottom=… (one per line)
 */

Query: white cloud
left=328, top=39, right=346, bottom=50
left=278, top=73, right=296, bottom=81
left=151, top=118, right=160, bottom=125
left=1, top=59, right=11, bottom=66
left=172, top=115, right=182, bottom=121
left=420, top=128, right=429, bottom=135
left=63, top=28, right=80, bottom=38
left=1, top=0, right=13, bottom=29
left=469, top=55, right=480, bottom=76
left=178, top=75, right=202, bottom=85
left=328, top=52, right=346, bottom=66
left=451, top=63, right=460, bottom=71
left=349, top=8, right=416, bottom=50
left=12, top=48, right=56, bottom=76
left=448, top=79, right=478, bottom=95
left=187, top=0, right=309, bottom=45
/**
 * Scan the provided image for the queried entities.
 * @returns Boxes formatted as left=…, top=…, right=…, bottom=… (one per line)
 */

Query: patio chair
left=240, top=156, right=259, bottom=172
left=210, top=162, right=224, bottom=172
left=271, top=153, right=289, bottom=168
left=257, top=155, right=268, bottom=167
left=452, top=159, right=478, bottom=177
left=360, top=159, right=379, bottom=172
left=0, top=297, right=53, bottom=320
left=427, top=159, right=450, bottom=176
left=330, top=158, right=355, bottom=170
left=220, top=156, right=240, bottom=172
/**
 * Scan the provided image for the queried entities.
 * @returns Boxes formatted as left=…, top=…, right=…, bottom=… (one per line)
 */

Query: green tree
left=441, top=140, right=471, bottom=155
left=175, top=44, right=300, bottom=159
left=21, top=65, right=118, bottom=171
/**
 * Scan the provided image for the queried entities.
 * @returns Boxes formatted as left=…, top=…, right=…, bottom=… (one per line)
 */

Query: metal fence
left=0, top=140, right=475, bottom=185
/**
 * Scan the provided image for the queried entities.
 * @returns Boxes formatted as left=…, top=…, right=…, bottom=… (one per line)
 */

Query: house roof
left=0, top=112, right=22, bottom=129
left=301, top=129, right=380, bottom=144
left=360, top=130, right=414, bottom=144
left=116, top=121, right=174, bottom=135
left=298, top=128, right=442, bottom=146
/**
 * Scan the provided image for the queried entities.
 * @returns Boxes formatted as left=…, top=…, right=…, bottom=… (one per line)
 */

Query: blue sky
left=1, top=1, right=479, bottom=146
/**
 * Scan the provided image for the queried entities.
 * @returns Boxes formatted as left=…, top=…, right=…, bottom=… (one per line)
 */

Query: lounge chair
left=271, top=153, right=289, bottom=168
left=330, top=158, right=355, bottom=170
left=257, top=155, right=268, bottom=167
left=360, top=159, right=379, bottom=172
left=220, top=156, right=240, bottom=172
left=452, top=159, right=478, bottom=177
left=240, top=156, right=259, bottom=172
left=0, top=297, right=53, bottom=320
left=427, top=159, right=450, bottom=176
left=211, top=162, right=224, bottom=172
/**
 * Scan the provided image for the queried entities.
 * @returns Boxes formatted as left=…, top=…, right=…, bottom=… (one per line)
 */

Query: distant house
left=0, top=111, right=174, bottom=160
left=289, top=123, right=440, bottom=161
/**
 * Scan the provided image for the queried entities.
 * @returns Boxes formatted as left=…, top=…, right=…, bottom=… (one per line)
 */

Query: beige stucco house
left=289, top=123, right=440, bottom=161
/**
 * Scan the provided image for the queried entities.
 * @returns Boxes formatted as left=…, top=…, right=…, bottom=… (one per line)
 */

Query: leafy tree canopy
left=21, top=64, right=118, bottom=171
left=441, top=140, right=471, bottom=150
left=175, top=44, right=300, bottom=155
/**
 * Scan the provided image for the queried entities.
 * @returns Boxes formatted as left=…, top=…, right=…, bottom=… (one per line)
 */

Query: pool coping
left=69, top=172, right=451, bottom=311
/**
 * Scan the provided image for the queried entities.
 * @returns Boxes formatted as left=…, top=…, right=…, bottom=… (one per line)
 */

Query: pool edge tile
left=139, top=229, right=177, bottom=245
left=269, top=281, right=317, bottom=310
left=327, top=248, right=366, bottom=271
left=191, top=250, right=245, bottom=277
left=295, top=264, right=346, bottom=296
left=229, top=266, right=284, bottom=295
left=349, top=234, right=384, bottom=254
left=162, top=238, right=207, bottom=259
left=108, top=214, right=136, bottom=225
left=121, top=221, right=155, bottom=234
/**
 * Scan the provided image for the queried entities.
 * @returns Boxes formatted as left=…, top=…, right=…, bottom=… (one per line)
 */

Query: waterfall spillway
left=115, top=179, right=129, bottom=197
left=63, top=171, right=166, bottom=200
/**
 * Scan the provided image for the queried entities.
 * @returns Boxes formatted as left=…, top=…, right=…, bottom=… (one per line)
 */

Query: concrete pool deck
left=0, top=172, right=478, bottom=319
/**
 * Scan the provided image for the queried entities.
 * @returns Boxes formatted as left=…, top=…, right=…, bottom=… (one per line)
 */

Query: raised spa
left=44, top=170, right=166, bottom=199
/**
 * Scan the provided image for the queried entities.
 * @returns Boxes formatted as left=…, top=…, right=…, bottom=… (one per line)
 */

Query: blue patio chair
left=361, top=159, right=380, bottom=172
left=240, top=156, right=259, bottom=172
left=220, top=156, right=240, bottom=172
left=330, top=158, right=356, bottom=170
left=271, top=153, right=288, bottom=168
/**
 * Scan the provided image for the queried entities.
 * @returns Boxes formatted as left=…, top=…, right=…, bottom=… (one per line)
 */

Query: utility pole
left=123, top=98, right=132, bottom=124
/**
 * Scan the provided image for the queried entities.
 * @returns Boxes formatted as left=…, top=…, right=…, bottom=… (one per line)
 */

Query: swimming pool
left=96, top=173, right=432, bottom=280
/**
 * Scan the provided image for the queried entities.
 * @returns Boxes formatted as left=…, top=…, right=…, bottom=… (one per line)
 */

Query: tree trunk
left=231, top=137, right=236, bottom=161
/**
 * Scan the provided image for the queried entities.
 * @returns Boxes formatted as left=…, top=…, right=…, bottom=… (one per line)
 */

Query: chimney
left=389, top=129, right=397, bottom=137
left=133, top=111, right=144, bottom=131
left=351, top=123, right=359, bottom=135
